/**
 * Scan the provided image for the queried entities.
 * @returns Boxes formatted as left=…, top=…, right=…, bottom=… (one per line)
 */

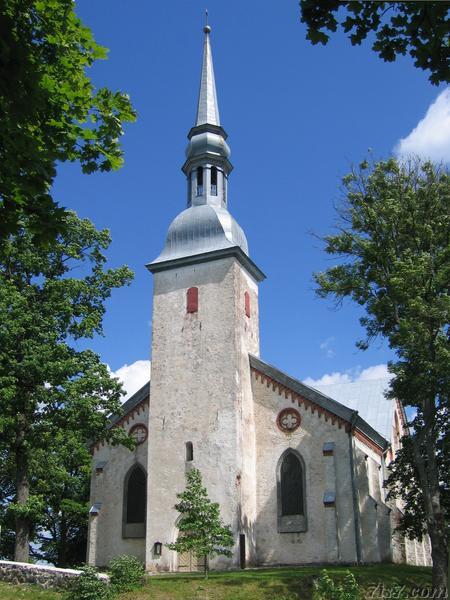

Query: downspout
left=348, top=412, right=362, bottom=564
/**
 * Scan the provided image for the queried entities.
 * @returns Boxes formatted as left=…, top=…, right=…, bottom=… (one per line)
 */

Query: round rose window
left=129, top=423, right=148, bottom=445
left=277, top=408, right=301, bottom=433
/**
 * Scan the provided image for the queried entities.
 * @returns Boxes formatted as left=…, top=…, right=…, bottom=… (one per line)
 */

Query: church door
left=177, top=550, right=206, bottom=572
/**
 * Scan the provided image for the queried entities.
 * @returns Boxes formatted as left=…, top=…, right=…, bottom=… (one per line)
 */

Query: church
left=87, top=24, right=431, bottom=572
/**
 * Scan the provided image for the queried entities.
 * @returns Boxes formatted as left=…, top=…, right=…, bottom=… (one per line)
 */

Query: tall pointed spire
left=149, top=17, right=268, bottom=281
left=195, top=21, right=220, bottom=126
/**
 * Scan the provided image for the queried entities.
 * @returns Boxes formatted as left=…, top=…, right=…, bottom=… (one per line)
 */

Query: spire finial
left=204, top=9, right=211, bottom=33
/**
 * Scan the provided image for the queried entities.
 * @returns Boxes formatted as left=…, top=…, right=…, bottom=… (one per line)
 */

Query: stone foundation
left=0, top=560, right=109, bottom=589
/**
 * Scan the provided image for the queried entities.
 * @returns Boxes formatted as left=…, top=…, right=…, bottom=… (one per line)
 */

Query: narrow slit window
left=186, top=441, right=193, bottom=462
left=211, top=166, right=218, bottom=195
left=187, top=287, right=198, bottom=313
left=244, top=291, right=251, bottom=318
left=196, top=167, right=203, bottom=196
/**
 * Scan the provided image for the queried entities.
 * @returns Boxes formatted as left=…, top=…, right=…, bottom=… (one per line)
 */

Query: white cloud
left=395, top=88, right=450, bottom=163
left=303, top=363, right=391, bottom=388
left=319, top=337, right=336, bottom=359
left=357, top=364, right=390, bottom=381
left=110, top=360, right=151, bottom=401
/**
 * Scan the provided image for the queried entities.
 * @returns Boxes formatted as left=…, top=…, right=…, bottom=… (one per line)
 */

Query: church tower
left=145, top=23, right=265, bottom=571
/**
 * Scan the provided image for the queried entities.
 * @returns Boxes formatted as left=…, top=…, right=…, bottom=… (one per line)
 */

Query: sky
left=55, top=1, right=449, bottom=399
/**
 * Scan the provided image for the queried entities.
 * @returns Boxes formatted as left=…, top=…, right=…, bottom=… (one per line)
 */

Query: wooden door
left=178, top=550, right=206, bottom=572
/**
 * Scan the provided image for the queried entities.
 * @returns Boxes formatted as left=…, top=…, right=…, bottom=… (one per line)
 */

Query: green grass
left=0, top=565, right=433, bottom=600
left=0, top=580, right=62, bottom=599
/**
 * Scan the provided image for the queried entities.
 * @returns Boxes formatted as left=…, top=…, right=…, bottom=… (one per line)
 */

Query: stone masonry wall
left=146, top=257, right=260, bottom=572
left=0, top=560, right=108, bottom=589
left=251, top=372, right=358, bottom=565
left=88, top=402, right=149, bottom=567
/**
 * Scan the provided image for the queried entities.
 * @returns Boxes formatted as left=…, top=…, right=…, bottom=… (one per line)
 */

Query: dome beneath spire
left=152, top=204, right=248, bottom=264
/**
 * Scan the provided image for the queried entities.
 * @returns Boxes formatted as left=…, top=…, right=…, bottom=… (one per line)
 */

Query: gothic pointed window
left=277, top=450, right=307, bottom=532
left=281, top=453, right=303, bottom=515
left=123, top=464, right=146, bottom=538
left=196, top=167, right=203, bottom=196
left=211, top=166, right=218, bottom=195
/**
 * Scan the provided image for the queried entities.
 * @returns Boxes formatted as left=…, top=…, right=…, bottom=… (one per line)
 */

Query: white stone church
left=87, top=25, right=431, bottom=572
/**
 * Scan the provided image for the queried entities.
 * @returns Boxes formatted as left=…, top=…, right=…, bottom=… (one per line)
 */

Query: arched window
left=185, top=441, right=193, bottom=462
left=196, top=167, right=203, bottom=196
left=281, top=453, right=303, bottom=515
left=187, top=287, right=198, bottom=313
left=244, top=291, right=251, bottom=318
left=211, top=166, right=218, bottom=195
left=123, top=464, right=146, bottom=538
left=277, top=450, right=307, bottom=532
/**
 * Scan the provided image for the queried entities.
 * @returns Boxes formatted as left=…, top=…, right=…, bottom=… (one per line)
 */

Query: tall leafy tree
left=313, top=157, right=449, bottom=589
left=0, top=211, right=134, bottom=562
left=30, top=432, right=92, bottom=567
left=167, top=468, right=234, bottom=578
left=299, top=1, right=450, bottom=85
left=0, top=0, right=136, bottom=242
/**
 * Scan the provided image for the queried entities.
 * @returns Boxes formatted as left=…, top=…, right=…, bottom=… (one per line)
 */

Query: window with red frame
left=187, top=287, right=198, bottom=313
left=244, top=291, right=251, bottom=318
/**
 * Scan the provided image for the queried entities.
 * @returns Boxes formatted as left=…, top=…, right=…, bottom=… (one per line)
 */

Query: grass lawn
left=0, top=564, right=433, bottom=599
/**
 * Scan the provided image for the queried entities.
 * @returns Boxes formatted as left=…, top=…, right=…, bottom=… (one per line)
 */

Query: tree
left=0, top=0, right=136, bottom=243
left=167, top=468, right=234, bottom=578
left=313, top=157, right=449, bottom=589
left=299, top=2, right=450, bottom=85
left=30, top=432, right=92, bottom=566
left=0, top=211, right=134, bottom=562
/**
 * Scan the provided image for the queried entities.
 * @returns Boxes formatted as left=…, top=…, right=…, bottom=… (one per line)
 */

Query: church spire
left=195, top=21, right=220, bottom=126
left=150, top=20, right=264, bottom=272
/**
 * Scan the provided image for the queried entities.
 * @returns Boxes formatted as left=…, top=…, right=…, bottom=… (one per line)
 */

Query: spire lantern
left=183, top=22, right=232, bottom=211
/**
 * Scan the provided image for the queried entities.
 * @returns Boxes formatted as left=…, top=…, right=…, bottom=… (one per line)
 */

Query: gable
left=249, top=355, right=388, bottom=453
left=109, top=381, right=150, bottom=428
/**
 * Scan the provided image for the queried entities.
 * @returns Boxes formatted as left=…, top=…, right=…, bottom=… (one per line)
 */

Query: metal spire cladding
left=195, top=24, right=220, bottom=127
left=148, top=21, right=265, bottom=284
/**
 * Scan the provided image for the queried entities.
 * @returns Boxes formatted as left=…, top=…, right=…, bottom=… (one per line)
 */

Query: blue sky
left=55, top=1, right=449, bottom=397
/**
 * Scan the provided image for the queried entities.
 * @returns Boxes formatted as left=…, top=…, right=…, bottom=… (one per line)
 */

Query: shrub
left=314, top=569, right=360, bottom=600
left=109, top=554, right=145, bottom=592
left=65, top=566, right=112, bottom=600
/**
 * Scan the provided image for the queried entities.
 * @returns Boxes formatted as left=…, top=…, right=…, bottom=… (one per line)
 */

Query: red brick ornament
left=277, top=408, right=301, bottom=433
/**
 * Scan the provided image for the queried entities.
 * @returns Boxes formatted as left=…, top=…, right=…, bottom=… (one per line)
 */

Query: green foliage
left=65, top=566, right=112, bottom=600
left=314, top=569, right=360, bottom=600
left=299, top=2, right=450, bottom=85
left=0, top=0, right=136, bottom=242
left=0, top=211, right=135, bottom=562
left=313, top=156, right=449, bottom=587
left=108, top=554, right=145, bottom=592
left=167, top=468, right=234, bottom=577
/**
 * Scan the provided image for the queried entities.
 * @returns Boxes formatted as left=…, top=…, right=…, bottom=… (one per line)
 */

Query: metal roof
left=313, top=379, right=393, bottom=441
left=108, top=381, right=150, bottom=428
left=196, top=26, right=220, bottom=126
left=151, top=204, right=249, bottom=264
